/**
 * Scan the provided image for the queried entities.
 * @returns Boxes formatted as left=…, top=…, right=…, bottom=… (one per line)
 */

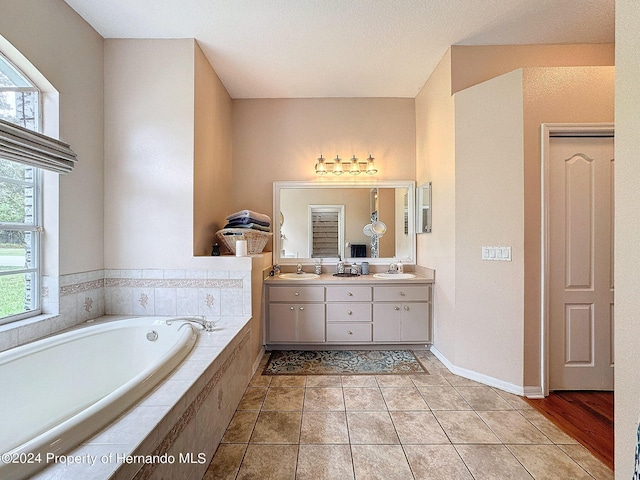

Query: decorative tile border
left=60, top=279, right=105, bottom=297
left=104, top=278, right=242, bottom=289
left=132, top=329, right=251, bottom=480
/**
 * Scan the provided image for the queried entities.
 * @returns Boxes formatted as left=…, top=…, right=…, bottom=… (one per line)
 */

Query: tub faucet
left=296, top=263, right=303, bottom=274
left=167, top=316, right=216, bottom=332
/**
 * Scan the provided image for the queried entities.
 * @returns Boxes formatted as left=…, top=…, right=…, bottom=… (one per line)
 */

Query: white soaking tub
left=0, top=316, right=199, bottom=480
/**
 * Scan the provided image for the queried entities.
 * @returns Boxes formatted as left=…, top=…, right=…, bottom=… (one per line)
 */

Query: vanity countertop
left=265, top=269, right=435, bottom=285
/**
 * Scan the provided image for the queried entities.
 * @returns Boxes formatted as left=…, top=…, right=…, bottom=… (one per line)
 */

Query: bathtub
left=0, top=316, right=198, bottom=480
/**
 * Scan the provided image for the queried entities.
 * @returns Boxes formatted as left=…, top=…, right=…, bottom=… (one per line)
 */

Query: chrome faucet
left=296, top=263, right=303, bottom=274
left=166, top=316, right=216, bottom=332
left=388, top=263, right=398, bottom=274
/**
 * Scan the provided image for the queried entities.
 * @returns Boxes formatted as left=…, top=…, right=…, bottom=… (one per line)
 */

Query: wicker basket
left=216, top=228, right=272, bottom=255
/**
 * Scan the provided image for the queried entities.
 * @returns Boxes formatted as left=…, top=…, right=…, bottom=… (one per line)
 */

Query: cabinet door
left=297, top=304, right=325, bottom=342
left=400, top=302, right=430, bottom=342
left=269, top=304, right=298, bottom=342
left=372, top=303, right=402, bottom=341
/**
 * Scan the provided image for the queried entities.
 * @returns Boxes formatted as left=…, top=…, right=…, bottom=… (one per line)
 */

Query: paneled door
left=549, top=135, right=614, bottom=390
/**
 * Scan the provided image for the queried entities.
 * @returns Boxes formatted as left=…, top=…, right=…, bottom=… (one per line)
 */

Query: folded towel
left=226, top=209, right=271, bottom=225
left=223, top=222, right=271, bottom=232
left=225, top=216, right=270, bottom=228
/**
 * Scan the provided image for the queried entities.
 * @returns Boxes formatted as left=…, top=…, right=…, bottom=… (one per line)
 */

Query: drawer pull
left=290, top=307, right=295, bottom=311
left=294, top=292, right=300, bottom=296
left=299, top=307, right=304, bottom=311
left=399, top=292, right=406, bottom=296
left=347, top=292, right=353, bottom=296
left=395, top=306, right=400, bottom=311
left=348, top=330, right=353, bottom=335
left=404, top=306, right=410, bottom=311
left=348, top=310, right=353, bottom=315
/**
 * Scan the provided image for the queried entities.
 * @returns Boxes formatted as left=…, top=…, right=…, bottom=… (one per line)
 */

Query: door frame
left=540, top=123, right=614, bottom=396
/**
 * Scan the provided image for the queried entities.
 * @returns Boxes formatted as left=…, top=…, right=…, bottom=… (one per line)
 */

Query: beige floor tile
left=404, top=444, right=473, bottom=480
left=519, top=409, right=578, bottom=444
left=221, top=410, right=259, bottom=443
left=248, top=373, right=271, bottom=387
left=300, top=411, right=350, bottom=444
left=455, top=444, right=534, bottom=479
left=477, top=411, right=552, bottom=444
left=375, top=374, right=415, bottom=387
left=507, top=444, right=593, bottom=479
left=492, top=388, right=534, bottom=410
left=418, top=386, right=471, bottom=410
left=236, top=444, right=298, bottom=480
left=347, top=411, right=400, bottom=444
left=344, top=387, right=387, bottom=411
left=558, top=444, right=614, bottom=480
left=250, top=411, right=302, bottom=444
left=455, top=386, right=514, bottom=410
left=303, top=387, right=345, bottom=411
left=351, top=444, right=414, bottom=480
left=306, top=375, right=342, bottom=387
left=203, top=443, right=247, bottom=480
left=381, top=387, right=429, bottom=410
left=410, top=373, right=451, bottom=386
left=432, top=411, right=501, bottom=444
left=237, top=387, right=267, bottom=410
left=341, top=375, right=379, bottom=387
left=269, top=375, right=307, bottom=387
left=390, top=411, right=449, bottom=444
left=296, top=444, right=354, bottom=480
left=262, top=387, right=304, bottom=410
left=441, top=373, right=484, bottom=386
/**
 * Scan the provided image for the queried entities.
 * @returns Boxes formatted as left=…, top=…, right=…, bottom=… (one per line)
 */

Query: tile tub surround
left=205, top=350, right=613, bottom=480
left=30, top=314, right=255, bottom=480
left=0, top=266, right=253, bottom=353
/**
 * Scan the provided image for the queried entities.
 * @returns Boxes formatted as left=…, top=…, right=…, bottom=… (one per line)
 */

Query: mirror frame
left=273, top=180, right=416, bottom=266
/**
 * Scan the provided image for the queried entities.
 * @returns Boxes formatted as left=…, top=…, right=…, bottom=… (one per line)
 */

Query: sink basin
left=373, top=273, right=416, bottom=279
left=279, top=272, right=320, bottom=280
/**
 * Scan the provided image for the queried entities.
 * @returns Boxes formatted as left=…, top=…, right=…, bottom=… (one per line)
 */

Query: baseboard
left=252, top=345, right=266, bottom=375
left=430, top=345, right=526, bottom=396
left=523, top=386, right=545, bottom=399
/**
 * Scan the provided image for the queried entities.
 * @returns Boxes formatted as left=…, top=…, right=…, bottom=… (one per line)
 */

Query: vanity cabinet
left=373, top=286, right=431, bottom=342
left=267, top=286, right=325, bottom=343
left=265, top=279, right=432, bottom=346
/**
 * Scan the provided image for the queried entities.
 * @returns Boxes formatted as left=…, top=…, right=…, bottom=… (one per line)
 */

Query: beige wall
left=451, top=44, right=614, bottom=94
left=416, top=45, right=615, bottom=392
left=415, top=49, right=457, bottom=362
left=193, top=43, right=233, bottom=256
left=615, top=0, right=640, bottom=476
left=231, top=98, right=416, bottom=220
left=454, top=69, right=525, bottom=385
left=104, top=39, right=197, bottom=269
left=0, top=0, right=104, bottom=276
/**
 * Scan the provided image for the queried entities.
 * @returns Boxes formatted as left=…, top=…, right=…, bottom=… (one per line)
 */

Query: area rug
left=263, top=350, right=428, bottom=375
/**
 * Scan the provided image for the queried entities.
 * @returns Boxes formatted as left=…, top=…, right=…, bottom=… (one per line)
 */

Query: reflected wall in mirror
left=417, top=181, right=432, bottom=233
left=274, top=181, right=415, bottom=265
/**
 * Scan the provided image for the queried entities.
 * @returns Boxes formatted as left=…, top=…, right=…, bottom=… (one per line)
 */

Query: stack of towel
left=224, top=210, right=271, bottom=232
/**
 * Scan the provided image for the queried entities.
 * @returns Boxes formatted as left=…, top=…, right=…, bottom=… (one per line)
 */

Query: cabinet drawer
left=326, top=323, right=372, bottom=342
left=373, top=285, right=430, bottom=302
left=269, top=286, right=325, bottom=302
left=326, top=303, right=371, bottom=322
left=326, top=286, right=372, bottom=302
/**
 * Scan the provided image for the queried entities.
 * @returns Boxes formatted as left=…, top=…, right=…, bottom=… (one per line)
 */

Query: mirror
left=417, top=181, right=432, bottom=233
left=273, top=181, right=416, bottom=265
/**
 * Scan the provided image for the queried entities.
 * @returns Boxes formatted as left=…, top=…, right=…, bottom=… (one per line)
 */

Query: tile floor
left=203, top=351, right=613, bottom=480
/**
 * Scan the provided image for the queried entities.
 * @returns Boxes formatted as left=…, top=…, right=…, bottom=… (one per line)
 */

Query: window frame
left=0, top=52, right=43, bottom=325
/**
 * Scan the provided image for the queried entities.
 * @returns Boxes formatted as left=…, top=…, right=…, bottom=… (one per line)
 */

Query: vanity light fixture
left=315, top=154, right=377, bottom=175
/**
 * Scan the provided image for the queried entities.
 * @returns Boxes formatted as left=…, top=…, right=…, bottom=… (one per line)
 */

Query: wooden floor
left=526, top=391, right=614, bottom=470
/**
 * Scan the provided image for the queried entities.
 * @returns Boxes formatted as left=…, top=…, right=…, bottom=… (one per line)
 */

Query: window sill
left=0, top=313, right=60, bottom=353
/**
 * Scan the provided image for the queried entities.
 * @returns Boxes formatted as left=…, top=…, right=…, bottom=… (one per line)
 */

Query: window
left=0, top=53, right=42, bottom=324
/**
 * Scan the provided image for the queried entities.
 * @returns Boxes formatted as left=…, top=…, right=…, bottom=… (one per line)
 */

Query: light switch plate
left=482, top=246, right=512, bottom=261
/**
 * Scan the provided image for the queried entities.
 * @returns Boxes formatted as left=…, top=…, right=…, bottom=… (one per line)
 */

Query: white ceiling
left=63, top=0, right=614, bottom=99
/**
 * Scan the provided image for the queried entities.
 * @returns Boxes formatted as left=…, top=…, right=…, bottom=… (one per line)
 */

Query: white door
left=549, top=135, right=614, bottom=390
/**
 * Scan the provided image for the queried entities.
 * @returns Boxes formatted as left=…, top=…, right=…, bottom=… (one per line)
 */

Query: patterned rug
left=263, top=350, right=428, bottom=375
